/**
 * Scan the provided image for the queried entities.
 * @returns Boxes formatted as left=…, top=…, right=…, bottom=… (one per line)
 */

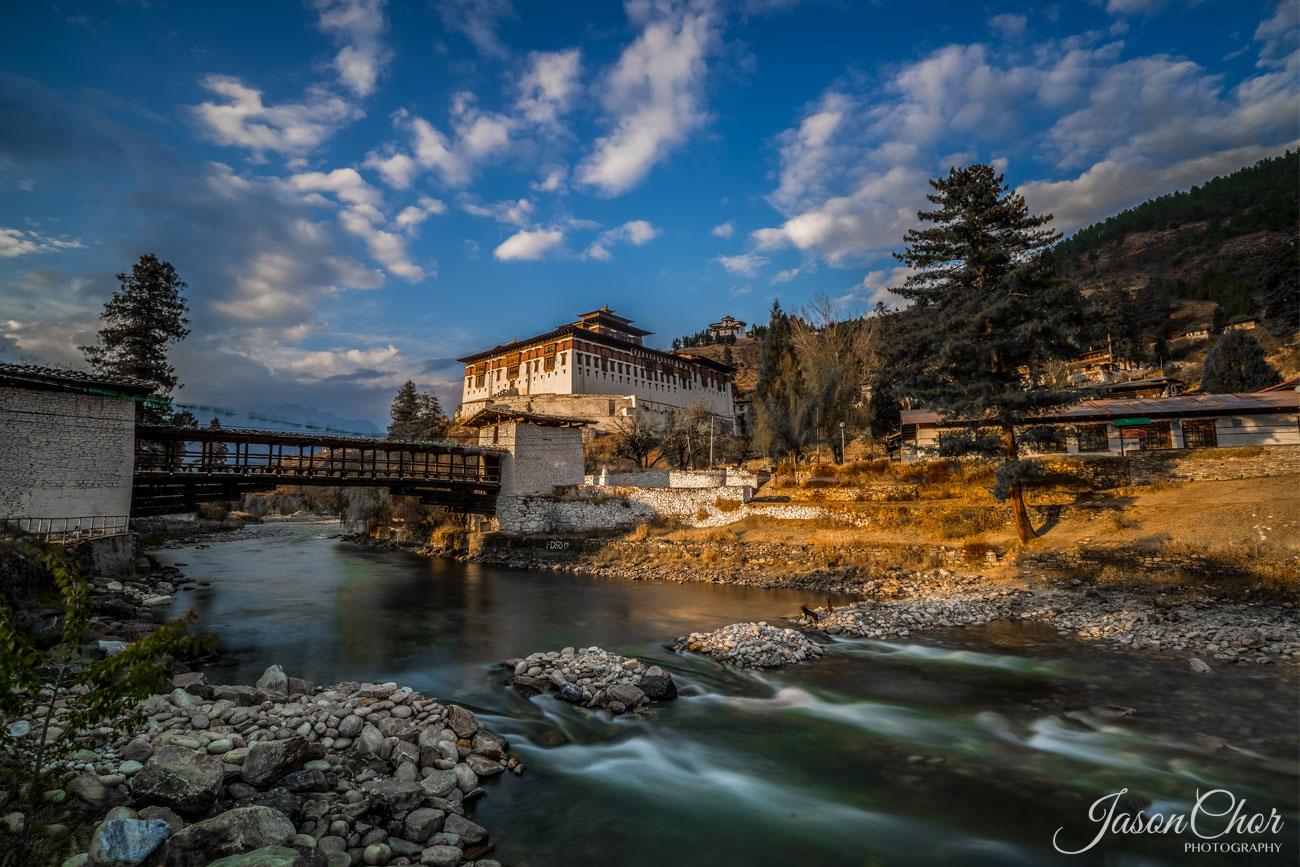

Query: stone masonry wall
left=583, top=469, right=757, bottom=488
left=0, top=386, right=136, bottom=522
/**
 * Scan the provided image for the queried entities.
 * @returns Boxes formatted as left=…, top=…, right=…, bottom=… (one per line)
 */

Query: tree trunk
left=1003, top=422, right=1034, bottom=544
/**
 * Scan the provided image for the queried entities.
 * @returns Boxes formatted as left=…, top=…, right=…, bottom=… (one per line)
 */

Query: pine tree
left=388, top=381, right=421, bottom=438
left=388, top=381, right=449, bottom=440
left=752, top=301, right=810, bottom=462
left=80, top=254, right=191, bottom=424
left=888, top=164, right=1083, bottom=543
left=1200, top=331, right=1280, bottom=393
left=1211, top=304, right=1230, bottom=335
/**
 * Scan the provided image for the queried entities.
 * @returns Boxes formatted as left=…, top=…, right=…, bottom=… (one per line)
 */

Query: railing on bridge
left=0, top=515, right=130, bottom=541
left=134, top=425, right=502, bottom=485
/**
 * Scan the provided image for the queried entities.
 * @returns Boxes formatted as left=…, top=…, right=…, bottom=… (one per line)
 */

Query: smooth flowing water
left=158, top=524, right=1298, bottom=866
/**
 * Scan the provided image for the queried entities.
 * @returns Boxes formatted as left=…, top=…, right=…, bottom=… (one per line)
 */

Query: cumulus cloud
left=0, top=228, right=85, bottom=258
left=576, top=2, right=718, bottom=195
left=753, top=13, right=1299, bottom=265
left=494, top=227, right=565, bottom=260
left=311, top=0, right=392, bottom=97
left=515, top=48, right=582, bottom=127
left=365, top=99, right=514, bottom=189
left=393, top=196, right=447, bottom=232
left=530, top=167, right=567, bottom=193
left=189, top=75, right=361, bottom=157
left=715, top=252, right=767, bottom=277
left=711, top=220, right=734, bottom=238
left=462, top=197, right=535, bottom=226
left=771, top=267, right=799, bottom=283
left=584, top=219, right=660, bottom=260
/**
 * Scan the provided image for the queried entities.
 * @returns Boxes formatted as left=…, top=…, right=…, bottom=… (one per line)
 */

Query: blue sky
left=1, top=0, right=1296, bottom=428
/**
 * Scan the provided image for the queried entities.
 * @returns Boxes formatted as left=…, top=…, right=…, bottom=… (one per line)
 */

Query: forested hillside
left=1048, top=151, right=1298, bottom=356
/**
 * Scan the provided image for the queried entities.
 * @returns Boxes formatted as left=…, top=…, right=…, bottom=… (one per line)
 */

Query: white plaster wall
left=478, top=421, right=585, bottom=497
left=0, top=386, right=136, bottom=521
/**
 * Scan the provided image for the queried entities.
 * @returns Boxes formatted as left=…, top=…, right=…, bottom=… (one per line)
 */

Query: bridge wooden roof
left=0, top=363, right=155, bottom=396
left=135, top=424, right=508, bottom=456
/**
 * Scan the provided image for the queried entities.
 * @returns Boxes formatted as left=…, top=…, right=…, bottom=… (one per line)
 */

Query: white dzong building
left=456, top=307, right=735, bottom=430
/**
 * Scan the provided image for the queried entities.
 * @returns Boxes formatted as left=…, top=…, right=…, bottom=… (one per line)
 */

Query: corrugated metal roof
left=901, top=389, right=1299, bottom=427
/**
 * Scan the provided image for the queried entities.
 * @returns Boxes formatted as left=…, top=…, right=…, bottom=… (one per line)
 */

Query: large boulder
left=442, top=815, right=487, bottom=845
left=637, top=674, right=678, bottom=701
left=444, top=706, right=478, bottom=739
left=241, top=738, right=312, bottom=787
left=255, top=665, right=288, bottom=695
left=69, top=773, right=112, bottom=811
left=164, top=806, right=295, bottom=867
left=131, top=745, right=223, bottom=817
left=88, top=818, right=171, bottom=867
left=606, top=683, right=647, bottom=708
left=361, top=779, right=424, bottom=813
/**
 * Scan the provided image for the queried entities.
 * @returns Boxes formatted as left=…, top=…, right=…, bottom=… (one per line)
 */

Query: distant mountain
left=206, top=403, right=382, bottom=437
left=1048, top=151, right=1298, bottom=337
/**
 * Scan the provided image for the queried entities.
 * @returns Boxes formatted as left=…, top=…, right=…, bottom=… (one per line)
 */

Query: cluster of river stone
left=506, top=647, right=678, bottom=713
left=10, top=671, right=515, bottom=867
left=673, top=622, right=824, bottom=669
left=796, top=569, right=1300, bottom=669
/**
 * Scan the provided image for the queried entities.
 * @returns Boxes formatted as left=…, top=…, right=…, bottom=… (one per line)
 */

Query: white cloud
left=437, top=0, right=515, bottom=59
left=711, top=220, right=734, bottom=238
left=284, top=343, right=400, bottom=379
left=988, top=13, right=1027, bottom=40
left=715, top=252, right=767, bottom=277
left=754, top=15, right=1300, bottom=264
left=494, top=227, right=565, bottom=260
left=288, top=168, right=383, bottom=209
left=365, top=100, right=515, bottom=190
left=576, top=2, right=718, bottom=195
left=1104, top=0, right=1166, bottom=15
left=515, top=48, right=582, bottom=127
left=583, top=219, right=660, bottom=259
left=1255, top=0, right=1299, bottom=68
left=771, top=267, right=799, bottom=283
left=0, top=228, right=84, bottom=258
left=189, top=75, right=361, bottom=157
left=394, top=196, right=447, bottom=232
left=311, top=0, right=392, bottom=97
left=530, top=167, right=567, bottom=193
left=462, top=197, right=534, bottom=227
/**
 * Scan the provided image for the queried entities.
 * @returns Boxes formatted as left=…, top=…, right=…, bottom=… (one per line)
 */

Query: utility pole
left=709, top=412, right=715, bottom=469
left=839, top=421, right=846, bottom=465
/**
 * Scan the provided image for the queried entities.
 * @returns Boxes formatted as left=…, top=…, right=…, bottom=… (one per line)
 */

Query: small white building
left=0, top=364, right=153, bottom=536
left=707, top=315, right=747, bottom=340
left=899, top=389, right=1300, bottom=461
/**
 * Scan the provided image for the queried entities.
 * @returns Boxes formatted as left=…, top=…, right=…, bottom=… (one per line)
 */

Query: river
left=158, top=523, right=1298, bottom=866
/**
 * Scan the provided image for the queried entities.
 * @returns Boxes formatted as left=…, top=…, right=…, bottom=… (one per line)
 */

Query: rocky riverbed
left=674, top=622, right=824, bottom=669
left=795, top=568, right=1300, bottom=670
left=505, top=647, right=678, bottom=714
left=3, top=670, right=515, bottom=867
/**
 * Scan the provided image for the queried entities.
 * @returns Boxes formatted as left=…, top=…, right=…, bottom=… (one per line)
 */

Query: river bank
left=0, top=543, right=519, bottom=867
left=377, top=533, right=1300, bottom=674
left=62, top=525, right=1300, bottom=864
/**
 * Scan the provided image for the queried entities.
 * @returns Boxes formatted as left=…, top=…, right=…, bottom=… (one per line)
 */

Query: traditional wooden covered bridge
left=132, top=425, right=504, bottom=517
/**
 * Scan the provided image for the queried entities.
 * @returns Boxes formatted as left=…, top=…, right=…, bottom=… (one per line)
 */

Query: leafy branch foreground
left=0, top=539, right=212, bottom=867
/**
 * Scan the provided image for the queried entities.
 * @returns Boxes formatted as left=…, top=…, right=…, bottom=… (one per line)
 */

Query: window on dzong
left=1182, top=419, right=1218, bottom=449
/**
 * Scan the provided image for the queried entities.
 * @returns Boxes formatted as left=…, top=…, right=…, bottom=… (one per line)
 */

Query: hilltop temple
left=455, top=307, right=735, bottom=430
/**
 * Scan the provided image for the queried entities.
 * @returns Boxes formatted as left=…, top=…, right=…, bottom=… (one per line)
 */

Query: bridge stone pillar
left=478, top=419, right=585, bottom=497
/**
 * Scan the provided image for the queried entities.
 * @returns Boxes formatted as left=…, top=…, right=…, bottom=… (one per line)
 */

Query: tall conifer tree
left=889, top=164, right=1082, bottom=543
left=81, top=254, right=191, bottom=424
left=752, top=301, right=809, bottom=462
left=1200, top=331, right=1280, bottom=393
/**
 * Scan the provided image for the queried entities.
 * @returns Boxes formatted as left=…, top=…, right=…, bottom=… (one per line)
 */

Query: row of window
left=936, top=420, right=1219, bottom=454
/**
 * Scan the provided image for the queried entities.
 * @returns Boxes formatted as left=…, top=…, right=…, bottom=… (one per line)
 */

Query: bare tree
left=610, top=413, right=663, bottom=468
left=789, top=292, right=885, bottom=462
